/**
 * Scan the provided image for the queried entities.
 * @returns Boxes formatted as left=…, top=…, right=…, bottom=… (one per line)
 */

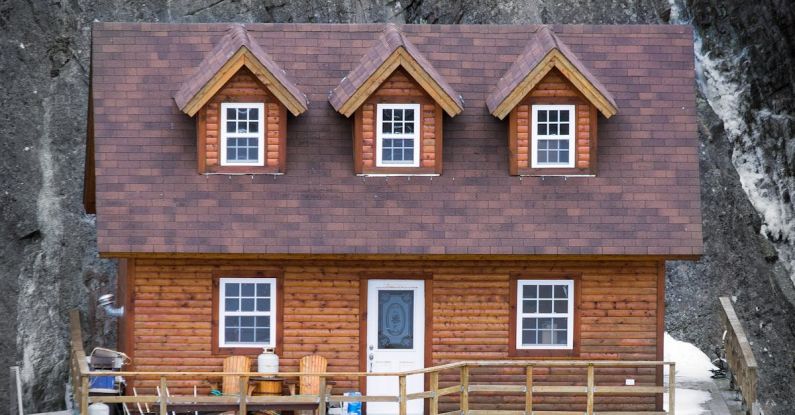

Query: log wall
left=122, top=258, right=663, bottom=412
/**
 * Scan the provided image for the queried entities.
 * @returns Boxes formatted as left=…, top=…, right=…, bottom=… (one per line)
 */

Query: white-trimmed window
left=218, top=278, right=276, bottom=348
left=376, top=103, right=420, bottom=167
left=516, top=279, right=574, bottom=349
left=531, top=105, right=575, bottom=168
left=220, top=103, right=265, bottom=166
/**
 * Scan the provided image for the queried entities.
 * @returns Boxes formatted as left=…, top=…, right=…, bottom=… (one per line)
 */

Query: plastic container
left=89, top=376, right=115, bottom=390
left=343, top=392, right=362, bottom=415
left=88, top=403, right=110, bottom=415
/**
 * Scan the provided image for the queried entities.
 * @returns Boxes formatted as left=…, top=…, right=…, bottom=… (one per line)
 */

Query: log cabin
left=83, top=22, right=701, bottom=414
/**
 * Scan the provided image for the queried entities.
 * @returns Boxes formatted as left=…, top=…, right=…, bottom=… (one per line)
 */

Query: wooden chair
left=222, top=355, right=253, bottom=396
left=291, top=355, right=332, bottom=415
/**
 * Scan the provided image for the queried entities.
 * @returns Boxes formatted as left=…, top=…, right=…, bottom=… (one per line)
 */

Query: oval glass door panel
left=378, top=290, right=414, bottom=349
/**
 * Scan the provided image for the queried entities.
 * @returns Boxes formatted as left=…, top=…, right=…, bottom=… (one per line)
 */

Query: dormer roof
left=329, top=24, right=464, bottom=117
left=487, top=26, right=618, bottom=120
left=174, top=24, right=308, bottom=117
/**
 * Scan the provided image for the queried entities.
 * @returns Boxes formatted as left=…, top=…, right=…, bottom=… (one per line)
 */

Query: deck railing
left=719, top=297, right=760, bottom=415
left=70, top=310, right=676, bottom=415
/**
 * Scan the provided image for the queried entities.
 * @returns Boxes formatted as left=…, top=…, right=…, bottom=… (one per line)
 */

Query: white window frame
left=516, top=279, right=574, bottom=350
left=218, top=277, right=276, bottom=348
left=220, top=102, right=265, bottom=167
left=376, top=103, right=421, bottom=167
left=531, top=104, right=575, bottom=168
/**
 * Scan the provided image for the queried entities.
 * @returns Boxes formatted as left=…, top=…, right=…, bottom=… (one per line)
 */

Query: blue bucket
left=89, top=376, right=115, bottom=390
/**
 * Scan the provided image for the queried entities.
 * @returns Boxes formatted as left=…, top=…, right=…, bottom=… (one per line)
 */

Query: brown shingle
left=89, top=22, right=702, bottom=257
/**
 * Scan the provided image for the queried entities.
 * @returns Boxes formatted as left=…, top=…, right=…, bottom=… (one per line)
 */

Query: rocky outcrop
left=0, top=0, right=792, bottom=413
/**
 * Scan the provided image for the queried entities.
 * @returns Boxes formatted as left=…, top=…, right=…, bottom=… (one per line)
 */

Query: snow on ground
left=663, top=332, right=719, bottom=415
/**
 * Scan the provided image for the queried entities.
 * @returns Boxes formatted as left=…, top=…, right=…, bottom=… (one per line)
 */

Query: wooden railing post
left=318, top=376, right=327, bottom=415
left=668, top=363, right=675, bottom=415
left=525, top=365, right=533, bottom=415
left=586, top=364, right=595, bottom=415
left=159, top=376, right=168, bottom=415
left=399, top=375, right=407, bottom=415
left=239, top=375, right=247, bottom=415
left=430, top=371, right=439, bottom=415
left=80, top=375, right=89, bottom=415
left=460, top=365, right=469, bottom=415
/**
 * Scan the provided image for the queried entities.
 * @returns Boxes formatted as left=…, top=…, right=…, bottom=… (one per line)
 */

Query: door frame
left=358, top=272, right=433, bottom=405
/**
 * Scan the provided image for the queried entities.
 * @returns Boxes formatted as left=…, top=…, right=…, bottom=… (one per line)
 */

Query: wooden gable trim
left=181, top=47, right=307, bottom=118
left=491, top=49, right=618, bottom=121
left=337, top=47, right=463, bottom=118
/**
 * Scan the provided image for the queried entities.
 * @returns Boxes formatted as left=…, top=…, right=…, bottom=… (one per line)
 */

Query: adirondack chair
left=223, top=355, right=253, bottom=396
left=291, top=355, right=332, bottom=415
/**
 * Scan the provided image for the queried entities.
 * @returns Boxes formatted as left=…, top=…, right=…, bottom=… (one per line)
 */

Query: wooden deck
left=70, top=310, right=677, bottom=415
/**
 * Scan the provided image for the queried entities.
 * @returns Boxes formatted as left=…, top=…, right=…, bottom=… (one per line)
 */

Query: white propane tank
left=88, top=403, right=110, bottom=415
left=258, top=347, right=279, bottom=374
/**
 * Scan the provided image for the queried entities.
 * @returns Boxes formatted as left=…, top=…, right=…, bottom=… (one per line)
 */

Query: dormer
left=487, top=27, right=617, bottom=176
left=174, top=25, right=308, bottom=174
left=329, top=24, right=464, bottom=176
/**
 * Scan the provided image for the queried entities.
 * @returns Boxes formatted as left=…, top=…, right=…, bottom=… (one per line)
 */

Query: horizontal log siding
left=129, top=259, right=660, bottom=412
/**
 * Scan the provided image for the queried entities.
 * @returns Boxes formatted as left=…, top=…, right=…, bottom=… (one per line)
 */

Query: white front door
left=366, top=280, right=425, bottom=415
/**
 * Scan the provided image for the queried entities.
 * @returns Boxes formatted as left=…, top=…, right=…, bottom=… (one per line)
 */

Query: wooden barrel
left=251, top=377, right=284, bottom=395
left=222, top=356, right=251, bottom=396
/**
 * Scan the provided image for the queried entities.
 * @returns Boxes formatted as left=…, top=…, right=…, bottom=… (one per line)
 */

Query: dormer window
left=532, top=105, right=574, bottom=168
left=221, top=103, right=265, bottom=166
left=173, top=24, right=307, bottom=175
left=377, top=103, right=420, bottom=167
left=329, top=24, right=463, bottom=176
left=487, top=27, right=617, bottom=176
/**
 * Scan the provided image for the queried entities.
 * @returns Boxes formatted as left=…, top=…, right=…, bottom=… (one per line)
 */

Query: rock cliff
left=0, top=0, right=792, bottom=413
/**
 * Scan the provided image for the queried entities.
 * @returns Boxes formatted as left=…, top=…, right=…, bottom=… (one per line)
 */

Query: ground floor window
left=218, top=277, right=276, bottom=348
left=516, top=279, right=574, bottom=350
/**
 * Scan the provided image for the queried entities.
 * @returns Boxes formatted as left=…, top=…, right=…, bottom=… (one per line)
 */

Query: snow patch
left=664, top=388, right=713, bottom=415
left=664, top=332, right=717, bottom=381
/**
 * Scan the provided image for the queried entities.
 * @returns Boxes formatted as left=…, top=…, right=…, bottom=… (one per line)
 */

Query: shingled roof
left=329, top=23, right=464, bottom=117
left=174, top=24, right=308, bottom=116
left=487, top=26, right=618, bottom=120
left=88, top=23, right=702, bottom=257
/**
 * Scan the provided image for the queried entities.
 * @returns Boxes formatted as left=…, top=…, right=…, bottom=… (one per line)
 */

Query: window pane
left=404, top=123, right=414, bottom=134
left=383, top=109, right=392, bottom=121
left=225, top=327, right=239, bottom=342
left=538, top=329, right=553, bottom=344
left=249, top=108, right=258, bottom=119
left=240, top=328, right=255, bottom=342
left=549, top=124, right=558, bottom=135
left=242, top=283, right=255, bottom=296
left=393, top=110, right=403, bottom=121
left=378, top=290, right=414, bottom=349
left=225, top=298, right=239, bottom=312
left=226, top=122, right=236, bottom=133
left=255, top=329, right=270, bottom=343
left=559, top=123, right=569, bottom=135
left=249, top=121, right=258, bottom=133
left=522, top=285, right=537, bottom=299
left=225, top=316, right=240, bottom=327
left=226, top=283, right=240, bottom=296
left=241, top=316, right=255, bottom=327
left=554, top=330, right=568, bottom=345
left=404, top=109, right=414, bottom=121
left=554, top=285, right=568, bottom=298
left=238, top=108, right=248, bottom=118
left=554, top=300, right=568, bottom=313
left=539, top=285, right=552, bottom=298
left=255, top=316, right=270, bottom=329
left=553, top=317, right=567, bottom=329
left=522, top=317, right=537, bottom=330
left=538, top=150, right=547, bottom=163
left=522, top=300, right=537, bottom=313
left=247, top=148, right=257, bottom=161
left=538, top=110, right=547, bottom=122
left=538, top=124, right=547, bottom=135
left=393, top=123, right=403, bottom=134
left=241, top=298, right=255, bottom=311
left=538, top=318, right=553, bottom=330
left=539, top=300, right=552, bottom=313
left=559, top=141, right=569, bottom=150
left=522, top=330, right=537, bottom=345
left=256, top=298, right=271, bottom=312
left=560, top=110, right=569, bottom=122
left=549, top=111, right=558, bottom=122
left=256, top=283, right=269, bottom=297
left=227, top=108, right=236, bottom=120
left=382, top=122, right=391, bottom=134
left=403, top=149, right=413, bottom=161
left=548, top=140, right=558, bottom=150
left=559, top=150, right=569, bottom=162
